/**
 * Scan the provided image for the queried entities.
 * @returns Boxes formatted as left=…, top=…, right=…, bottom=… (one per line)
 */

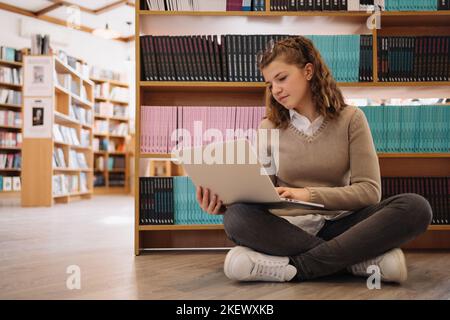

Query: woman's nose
left=273, top=84, right=283, bottom=95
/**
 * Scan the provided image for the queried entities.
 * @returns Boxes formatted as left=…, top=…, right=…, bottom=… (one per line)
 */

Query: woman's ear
left=304, top=63, right=314, bottom=80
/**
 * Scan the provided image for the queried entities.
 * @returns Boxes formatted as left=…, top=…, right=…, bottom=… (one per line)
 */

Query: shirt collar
left=289, top=109, right=323, bottom=126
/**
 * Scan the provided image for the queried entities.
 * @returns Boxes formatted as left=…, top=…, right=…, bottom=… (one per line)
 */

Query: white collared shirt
left=289, top=109, right=324, bottom=137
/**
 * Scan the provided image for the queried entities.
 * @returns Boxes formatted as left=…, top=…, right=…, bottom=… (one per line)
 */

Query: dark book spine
left=182, top=37, right=194, bottom=81
left=191, top=36, right=203, bottom=81
left=208, top=35, right=218, bottom=81
left=202, top=36, right=213, bottom=81
left=221, top=35, right=229, bottom=81
left=140, top=36, right=150, bottom=81
left=314, top=0, right=323, bottom=10
left=213, top=35, right=223, bottom=81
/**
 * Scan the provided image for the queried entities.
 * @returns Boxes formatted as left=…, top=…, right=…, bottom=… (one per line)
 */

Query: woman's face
left=262, top=57, right=313, bottom=111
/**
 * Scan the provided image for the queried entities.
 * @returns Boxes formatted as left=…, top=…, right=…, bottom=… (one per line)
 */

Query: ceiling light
left=92, top=23, right=121, bottom=40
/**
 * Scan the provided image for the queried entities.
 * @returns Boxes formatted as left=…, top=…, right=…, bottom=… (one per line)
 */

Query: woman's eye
left=278, top=76, right=286, bottom=81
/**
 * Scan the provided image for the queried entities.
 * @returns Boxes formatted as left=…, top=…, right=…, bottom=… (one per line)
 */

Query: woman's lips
left=279, top=95, right=289, bottom=102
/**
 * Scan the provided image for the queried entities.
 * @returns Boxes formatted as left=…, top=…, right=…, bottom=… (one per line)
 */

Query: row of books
left=95, top=156, right=106, bottom=171
left=0, top=153, right=21, bottom=169
left=385, top=0, right=450, bottom=11
left=110, top=123, right=129, bottom=136
left=108, top=156, right=126, bottom=170
left=140, top=104, right=449, bottom=153
left=94, top=102, right=129, bottom=118
left=109, top=87, right=129, bottom=103
left=140, top=34, right=371, bottom=82
left=138, top=176, right=449, bottom=226
left=0, top=131, right=22, bottom=147
left=142, top=0, right=266, bottom=11
left=109, top=172, right=125, bottom=186
left=270, top=0, right=450, bottom=11
left=140, top=106, right=266, bottom=153
left=56, top=72, right=89, bottom=100
left=94, top=173, right=106, bottom=187
left=53, top=173, right=88, bottom=195
left=94, top=138, right=120, bottom=152
left=0, top=66, right=21, bottom=85
left=94, top=121, right=129, bottom=136
left=53, top=124, right=80, bottom=146
left=53, top=148, right=88, bottom=169
left=140, top=0, right=450, bottom=12
left=0, top=47, right=23, bottom=62
left=56, top=50, right=90, bottom=79
left=378, top=36, right=450, bottom=82
left=0, top=176, right=21, bottom=191
left=271, top=0, right=374, bottom=11
left=360, top=105, right=449, bottom=153
left=0, top=89, right=22, bottom=105
left=69, top=103, right=92, bottom=126
left=90, top=67, right=126, bottom=83
left=0, top=110, right=21, bottom=127
left=139, top=176, right=224, bottom=225
left=31, top=35, right=50, bottom=56
left=381, top=177, right=449, bottom=224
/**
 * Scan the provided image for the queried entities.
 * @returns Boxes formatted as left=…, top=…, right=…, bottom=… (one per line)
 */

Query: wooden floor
left=0, top=195, right=449, bottom=300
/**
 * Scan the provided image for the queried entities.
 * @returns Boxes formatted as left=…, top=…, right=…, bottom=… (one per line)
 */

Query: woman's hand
left=276, top=187, right=311, bottom=202
left=196, top=186, right=227, bottom=215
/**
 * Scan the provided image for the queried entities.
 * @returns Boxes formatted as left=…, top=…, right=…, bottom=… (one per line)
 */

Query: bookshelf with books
left=91, top=77, right=130, bottom=194
left=21, top=54, right=94, bottom=206
left=135, top=0, right=450, bottom=254
left=0, top=46, right=24, bottom=195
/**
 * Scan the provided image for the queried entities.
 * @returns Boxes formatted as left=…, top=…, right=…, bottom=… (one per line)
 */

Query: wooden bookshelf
left=0, top=52, right=23, bottom=195
left=21, top=55, right=94, bottom=206
left=135, top=1, right=450, bottom=254
left=90, top=77, right=130, bottom=194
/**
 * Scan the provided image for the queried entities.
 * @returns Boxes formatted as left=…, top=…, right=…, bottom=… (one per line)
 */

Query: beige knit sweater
left=258, top=105, right=382, bottom=217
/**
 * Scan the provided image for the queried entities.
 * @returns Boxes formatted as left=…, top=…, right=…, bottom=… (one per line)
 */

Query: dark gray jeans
left=223, top=193, right=432, bottom=281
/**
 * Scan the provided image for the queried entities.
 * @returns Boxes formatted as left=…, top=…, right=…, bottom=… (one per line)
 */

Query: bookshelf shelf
left=0, top=146, right=21, bottom=151
left=91, top=77, right=131, bottom=194
left=135, top=1, right=450, bottom=253
left=0, top=59, right=23, bottom=67
left=0, top=103, right=21, bottom=109
left=0, top=82, right=22, bottom=90
left=21, top=55, right=94, bottom=206
left=0, top=168, right=21, bottom=172
left=140, top=81, right=450, bottom=91
left=0, top=125, right=20, bottom=130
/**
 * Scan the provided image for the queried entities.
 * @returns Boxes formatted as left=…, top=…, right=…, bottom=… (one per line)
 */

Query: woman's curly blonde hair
left=258, top=36, right=347, bottom=129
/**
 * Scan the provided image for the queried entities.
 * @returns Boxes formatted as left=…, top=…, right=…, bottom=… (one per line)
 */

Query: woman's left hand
left=276, top=187, right=311, bottom=202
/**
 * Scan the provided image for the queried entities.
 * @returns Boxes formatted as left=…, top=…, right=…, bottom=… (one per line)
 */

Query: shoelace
left=351, top=257, right=381, bottom=276
left=251, top=259, right=287, bottom=281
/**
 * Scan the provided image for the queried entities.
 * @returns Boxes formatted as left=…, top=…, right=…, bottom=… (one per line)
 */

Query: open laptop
left=174, top=139, right=325, bottom=209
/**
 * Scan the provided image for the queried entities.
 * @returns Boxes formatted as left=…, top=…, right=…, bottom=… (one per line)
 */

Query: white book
left=347, top=0, right=360, bottom=11
left=197, top=0, right=227, bottom=11
left=12, top=176, right=21, bottom=191
left=3, top=176, right=12, bottom=191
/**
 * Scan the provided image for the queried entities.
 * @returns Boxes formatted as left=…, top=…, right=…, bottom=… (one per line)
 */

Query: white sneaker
left=348, top=248, right=408, bottom=283
left=224, top=246, right=297, bottom=282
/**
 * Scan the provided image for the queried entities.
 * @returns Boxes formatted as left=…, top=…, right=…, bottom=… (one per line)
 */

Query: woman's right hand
left=196, top=186, right=226, bottom=215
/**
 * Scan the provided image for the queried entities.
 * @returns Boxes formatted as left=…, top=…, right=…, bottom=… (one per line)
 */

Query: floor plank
left=0, top=195, right=449, bottom=299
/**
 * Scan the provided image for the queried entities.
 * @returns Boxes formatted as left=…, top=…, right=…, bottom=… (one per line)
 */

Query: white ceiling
left=0, top=0, right=135, bottom=39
